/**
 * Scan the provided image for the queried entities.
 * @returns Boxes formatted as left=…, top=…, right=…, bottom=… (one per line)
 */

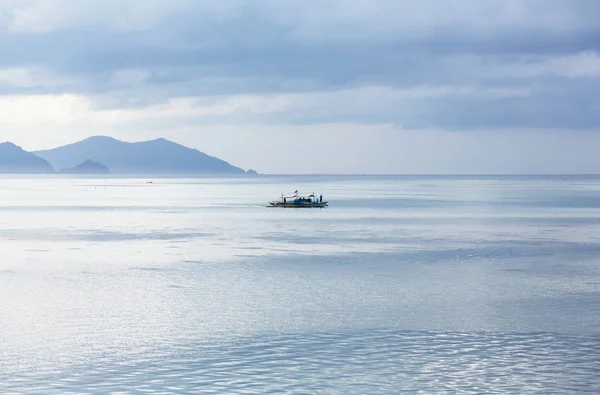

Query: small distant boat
left=268, top=190, right=328, bottom=208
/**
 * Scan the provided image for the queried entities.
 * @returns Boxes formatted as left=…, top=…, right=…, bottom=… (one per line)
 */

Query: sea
left=0, top=175, right=599, bottom=394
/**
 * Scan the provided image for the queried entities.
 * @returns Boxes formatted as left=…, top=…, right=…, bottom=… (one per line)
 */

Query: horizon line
left=1, top=173, right=599, bottom=177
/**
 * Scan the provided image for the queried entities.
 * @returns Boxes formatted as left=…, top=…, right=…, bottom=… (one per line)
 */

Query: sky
left=0, top=0, right=599, bottom=174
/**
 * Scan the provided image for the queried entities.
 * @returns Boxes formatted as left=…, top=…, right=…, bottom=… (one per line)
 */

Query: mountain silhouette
left=35, top=136, right=247, bottom=175
left=0, top=142, right=56, bottom=174
left=61, top=159, right=110, bottom=174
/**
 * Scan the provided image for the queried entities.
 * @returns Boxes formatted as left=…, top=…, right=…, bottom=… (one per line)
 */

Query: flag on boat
left=294, top=190, right=298, bottom=194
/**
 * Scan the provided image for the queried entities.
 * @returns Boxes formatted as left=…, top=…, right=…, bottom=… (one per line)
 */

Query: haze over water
left=1, top=175, right=599, bottom=394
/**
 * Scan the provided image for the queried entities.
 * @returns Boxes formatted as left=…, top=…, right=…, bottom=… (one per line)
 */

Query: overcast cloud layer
left=1, top=0, right=599, bottom=173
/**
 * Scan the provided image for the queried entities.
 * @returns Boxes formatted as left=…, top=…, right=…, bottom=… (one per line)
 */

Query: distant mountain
left=0, top=142, right=56, bottom=174
left=34, top=136, right=247, bottom=175
left=61, top=159, right=110, bottom=174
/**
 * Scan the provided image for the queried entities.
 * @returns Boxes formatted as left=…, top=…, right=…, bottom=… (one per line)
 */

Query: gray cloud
left=0, top=0, right=599, bottom=132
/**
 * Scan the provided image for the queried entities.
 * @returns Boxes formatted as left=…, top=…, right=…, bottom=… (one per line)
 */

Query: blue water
left=1, top=175, right=599, bottom=393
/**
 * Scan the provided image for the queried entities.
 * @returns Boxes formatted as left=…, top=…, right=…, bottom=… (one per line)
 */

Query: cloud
left=0, top=67, right=73, bottom=90
left=0, top=1, right=599, bottom=173
left=2, top=0, right=196, bottom=33
left=4, top=81, right=598, bottom=135
left=4, top=0, right=598, bottom=40
left=496, top=51, right=600, bottom=79
left=0, top=85, right=532, bottom=129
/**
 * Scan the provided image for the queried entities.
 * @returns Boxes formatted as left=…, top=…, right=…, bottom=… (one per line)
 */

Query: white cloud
left=1, top=0, right=246, bottom=33
left=0, top=67, right=72, bottom=88
left=0, top=84, right=529, bottom=130
left=0, top=92, right=289, bottom=128
left=0, top=94, right=92, bottom=124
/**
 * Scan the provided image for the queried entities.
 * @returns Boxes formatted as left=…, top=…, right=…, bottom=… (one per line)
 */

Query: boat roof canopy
left=281, top=193, right=319, bottom=199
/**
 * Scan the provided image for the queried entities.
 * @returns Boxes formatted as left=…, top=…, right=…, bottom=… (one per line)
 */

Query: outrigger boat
left=268, top=190, right=328, bottom=208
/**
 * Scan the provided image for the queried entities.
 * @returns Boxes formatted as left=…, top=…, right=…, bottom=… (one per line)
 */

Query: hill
left=0, top=142, right=56, bottom=174
left=34, top=136, right=247, bottom=175
left=61, top=159, right=110, bottom=174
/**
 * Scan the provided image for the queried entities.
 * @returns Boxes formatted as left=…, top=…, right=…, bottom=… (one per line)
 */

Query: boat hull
left=267, top=202, right=328, bottom=208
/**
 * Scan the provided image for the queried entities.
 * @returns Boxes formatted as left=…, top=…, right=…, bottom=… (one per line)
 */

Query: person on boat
left=320, top=194, right=323, bottom=203
left=284, top=197, right=287, bottom=203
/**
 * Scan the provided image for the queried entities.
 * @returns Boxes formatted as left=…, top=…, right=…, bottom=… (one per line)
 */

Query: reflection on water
left=1, top=175, right=600, bottom=393
left=2, top=330, right=599, bottom=394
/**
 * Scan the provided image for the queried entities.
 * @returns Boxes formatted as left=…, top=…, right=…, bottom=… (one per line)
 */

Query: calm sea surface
left=1, top=175, right=599, bottom=394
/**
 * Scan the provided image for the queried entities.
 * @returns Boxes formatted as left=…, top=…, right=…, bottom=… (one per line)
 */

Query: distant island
left=0, top=142, right=56, bottom=174
left=61, top=159, right=111, bottom=174
left=0, top=136, right=256, bottom=175
left=34, top=136, right=248, bottom=175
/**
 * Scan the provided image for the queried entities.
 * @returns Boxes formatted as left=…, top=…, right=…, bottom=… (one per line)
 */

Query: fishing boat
left=268, top=190, right=328, bottom=208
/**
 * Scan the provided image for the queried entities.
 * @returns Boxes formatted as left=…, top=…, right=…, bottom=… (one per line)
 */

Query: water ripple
left=2, top=329, right=599, bottom=394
